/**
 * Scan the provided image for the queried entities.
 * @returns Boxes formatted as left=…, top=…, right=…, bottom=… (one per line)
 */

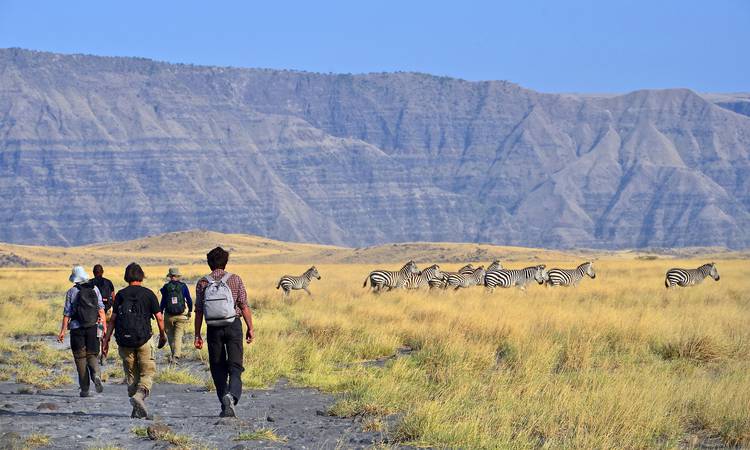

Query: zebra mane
left=577, top=262, right=592, bottom=270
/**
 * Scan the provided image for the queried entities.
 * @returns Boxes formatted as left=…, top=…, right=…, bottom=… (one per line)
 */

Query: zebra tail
left=664, top=277, right=669, bottom=289
left=276, top=280, right=281, bottom=289
left=363, top=276, right=369, bottom=288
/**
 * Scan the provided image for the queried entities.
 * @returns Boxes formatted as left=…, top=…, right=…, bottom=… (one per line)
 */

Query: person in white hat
left=58, top=265, right=107, bottom=397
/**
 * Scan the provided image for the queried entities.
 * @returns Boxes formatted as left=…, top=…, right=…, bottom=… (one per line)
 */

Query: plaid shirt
left=195, top=269, right=248, bottom=317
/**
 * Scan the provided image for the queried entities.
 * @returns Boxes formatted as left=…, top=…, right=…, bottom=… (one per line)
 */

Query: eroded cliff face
left=1, top=48, right=748, bottom=248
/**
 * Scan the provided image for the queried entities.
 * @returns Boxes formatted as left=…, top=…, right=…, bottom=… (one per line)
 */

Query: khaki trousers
left=165, top=313, right=190, bottom=358
left=118, top=340, right=156, bottom=397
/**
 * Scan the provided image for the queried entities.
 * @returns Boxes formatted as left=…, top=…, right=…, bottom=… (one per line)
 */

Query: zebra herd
left=275, top=262, right=720, bottom=297
left=363, top=260, right=598, bottom=293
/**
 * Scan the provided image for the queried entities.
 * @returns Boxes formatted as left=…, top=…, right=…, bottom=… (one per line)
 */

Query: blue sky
left=0, top=0, right=747, bottom=93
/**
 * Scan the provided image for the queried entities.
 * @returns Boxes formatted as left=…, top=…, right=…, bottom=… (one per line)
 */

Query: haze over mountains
left=1, top=48, right=749, bottom=249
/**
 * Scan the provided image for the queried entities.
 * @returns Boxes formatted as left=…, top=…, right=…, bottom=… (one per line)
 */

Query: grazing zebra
left=404, top=264, right=442, bottom=289
left=485, top=265, right=547, bottom=292
left=363, top=260, right=419, bottom=293
left=430, top=264, right=474, bottom=289
left=665, top=263, right=719, bottom=288
left=486, top=260, right=503, bottom=272
left=276, top=266, right=321, bottom=297
left=447, top=266, right=486, bottom=290
left=545, top=262, right=596, bottom=287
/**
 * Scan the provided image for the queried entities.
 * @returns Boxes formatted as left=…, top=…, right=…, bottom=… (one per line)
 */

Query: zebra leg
left=303, top=287, right=312, bottom=296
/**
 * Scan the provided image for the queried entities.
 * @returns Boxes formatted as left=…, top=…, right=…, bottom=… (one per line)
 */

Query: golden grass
left=1, top=256, right=748, bottom=448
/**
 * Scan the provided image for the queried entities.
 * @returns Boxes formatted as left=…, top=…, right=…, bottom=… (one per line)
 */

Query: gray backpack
left=202, top=273, right=236, bottom=327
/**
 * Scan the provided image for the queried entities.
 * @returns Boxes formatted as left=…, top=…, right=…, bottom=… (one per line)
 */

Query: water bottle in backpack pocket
left=202, top=273, right=236, bottom=327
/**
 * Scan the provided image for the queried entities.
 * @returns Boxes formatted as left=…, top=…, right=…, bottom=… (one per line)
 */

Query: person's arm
left=58, top=289, right=74, bottom=343
left=241, top=305, right=254, bottom=343
left=102, top=311, right=117, bottom=357
left=183, top=283, right=193, bottom=315
left=234, top=276, right=254, bottom=343
left=193, top=279, right=206, bottom=349
left=159, top=285, right=167, bottom=313
left=94, top=287, right=107, bottom=335
left=150, top=293, right=167, bottom=348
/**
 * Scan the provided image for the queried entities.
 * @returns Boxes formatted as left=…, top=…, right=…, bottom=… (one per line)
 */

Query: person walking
left=57, top=266, right=107, bottom=397
left=194, top=247, right=255, bottom=418
left=91, top=264, right=115, bottom=365
left=160, top=267, right=193, bottom=363
left=102, top=263, right=167, bottom=419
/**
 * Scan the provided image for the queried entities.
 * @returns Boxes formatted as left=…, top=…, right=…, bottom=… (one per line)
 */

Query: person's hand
left=245, top=327, right=254, bottom=344
left=157, top=332, right=167, bottom=349
left=101, top=338, right=109, bottom=357
left=194, top=335, right=203, bottom=350
left=57, top=331, right=65, bottom=343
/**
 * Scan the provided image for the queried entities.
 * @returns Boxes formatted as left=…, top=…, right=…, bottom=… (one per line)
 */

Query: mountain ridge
left=1, top=48, right=748, bottom=248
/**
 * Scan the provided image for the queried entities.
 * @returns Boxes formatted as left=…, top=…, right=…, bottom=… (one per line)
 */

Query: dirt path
left=0, top=380, right=387, bottom=449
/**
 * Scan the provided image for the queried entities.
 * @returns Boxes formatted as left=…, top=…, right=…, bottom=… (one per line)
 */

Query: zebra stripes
left=487, top=260, right=503, bottom=272
left=665, top=263, right=719, bottom=288
left=545, top=262, right=595, bottom=287
left=429, top=264, right=474, bottom=289
left=276, top=266, right=321, bottom=297
left=447, top=266, right=486, bottom=290
left=404, top=264, right=442, bottom=289
left=363, top=260, right=419, bottom=293
left=484, top=265, right=547, bottom=292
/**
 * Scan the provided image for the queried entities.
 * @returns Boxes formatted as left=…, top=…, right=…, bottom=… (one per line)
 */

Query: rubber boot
left=73, top=353, right=90, bottom=396
left=86, top=354, right=103, bottom=393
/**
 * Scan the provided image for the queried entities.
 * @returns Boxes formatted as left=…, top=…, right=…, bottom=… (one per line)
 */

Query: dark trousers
left=70, top=326, right=100, bottom=392
left=206, top=317, right=244, bottom=404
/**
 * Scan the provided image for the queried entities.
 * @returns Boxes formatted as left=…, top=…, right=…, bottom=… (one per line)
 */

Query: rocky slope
left=1, top=48, right=748, bottom=248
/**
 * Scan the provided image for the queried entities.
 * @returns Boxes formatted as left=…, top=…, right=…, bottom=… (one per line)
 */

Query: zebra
left=447, top=266, right=486, bottom=290
left=430, top=264, right=475, bottom=289
left=485, top=265, right=547, bottom=292
left=276, top=266, right=321, bottom=297
left=363, top=260, right=419, bottom=293
left=486, top=260, right=503, bottom=272
left=545, top=262, right=596, bottom=287
left=665, top=263, right=719, bottom=288
left=404, top=264, right=442, bottom=289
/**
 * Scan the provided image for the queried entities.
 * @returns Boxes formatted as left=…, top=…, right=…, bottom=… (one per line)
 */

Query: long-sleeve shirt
left=195, top=269, right=248, bottom=317
left=63, top=284, right=105, bottom=330
left=159, top=281, right=193, bottom=314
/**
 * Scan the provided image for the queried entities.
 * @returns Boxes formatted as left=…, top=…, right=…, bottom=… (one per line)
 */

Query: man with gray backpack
left=57, top=266, right=107, bottom=397
left=194, top=247, right=255, bottom=417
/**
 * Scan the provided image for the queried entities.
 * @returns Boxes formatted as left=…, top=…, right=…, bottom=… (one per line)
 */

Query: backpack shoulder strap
left=220, top=273, right=232, bottom=284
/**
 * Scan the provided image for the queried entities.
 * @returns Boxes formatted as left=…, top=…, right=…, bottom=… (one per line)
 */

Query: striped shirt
left=195, top=269, right=248, bottom=317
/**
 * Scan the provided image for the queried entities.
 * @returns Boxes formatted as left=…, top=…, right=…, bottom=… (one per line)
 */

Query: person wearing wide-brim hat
left=159, top=267, right=193, bottom=362
left=58, top=266, right=107, bottom=397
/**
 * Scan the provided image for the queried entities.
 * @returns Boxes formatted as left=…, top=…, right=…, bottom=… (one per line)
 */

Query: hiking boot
left=220, top=393, right=236, bottom=417
left=79, top=390, right=90, bottom=398
left=93, top=376, right=104, bottom=393
left=130, top=388, right=149, bottom=419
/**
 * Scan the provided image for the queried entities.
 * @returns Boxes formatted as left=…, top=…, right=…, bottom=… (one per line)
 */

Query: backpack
left=94, top=278, right=113, bottom=311
left=114, top=291, right=152, bottom=348
left=164, top=281, right=187, bottom=315
left=202, top=273, right=236, bottom=327
left=74, top=282, right=100, bottom=328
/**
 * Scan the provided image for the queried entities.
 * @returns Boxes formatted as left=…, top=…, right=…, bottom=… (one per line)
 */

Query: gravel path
left=0, top=380, right=387, bottom=449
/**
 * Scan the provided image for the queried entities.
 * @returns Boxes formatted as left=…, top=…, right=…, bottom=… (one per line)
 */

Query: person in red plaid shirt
left=194, top=247, right=255, bottom=417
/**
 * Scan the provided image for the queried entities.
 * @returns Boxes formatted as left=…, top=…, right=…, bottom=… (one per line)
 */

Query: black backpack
left=94, top=277, right=113, bottom=311
left=164, top=281, right=186, bottom=315
left=114, top=291, right=152, bottom=348
left=74, top=282, right=100, bottom=328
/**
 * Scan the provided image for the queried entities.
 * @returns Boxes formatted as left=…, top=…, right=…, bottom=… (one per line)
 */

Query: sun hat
left=69, top=266, right=90, bottom=284
left=166, top=267, right=182, bottom=278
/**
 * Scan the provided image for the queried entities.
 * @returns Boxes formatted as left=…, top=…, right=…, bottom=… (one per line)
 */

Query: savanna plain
left=0, top=236, right=748, bottom=449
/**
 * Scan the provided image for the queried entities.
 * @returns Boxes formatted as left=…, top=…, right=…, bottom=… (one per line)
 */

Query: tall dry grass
left=0, top=259, right=748, bottom=448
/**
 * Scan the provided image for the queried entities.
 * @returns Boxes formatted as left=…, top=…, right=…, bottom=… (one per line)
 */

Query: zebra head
left=487, top=260, right=503, bottom=271
left=474, top=266, right=486, bottom=282
left=709, top=263, right=720, bottom=281
left=533, top=265, right=547, bottom=284
left=423, top=264, right=442, bottom=280
left=308, top=266, right=321, bottom=280
left=584, top=261, right=596, bottom=279
left=403, top=260, right=419, bottom=275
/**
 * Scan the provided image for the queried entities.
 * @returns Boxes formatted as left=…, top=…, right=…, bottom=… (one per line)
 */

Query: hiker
left=194, top=247, right=255, bottom=417
left=102, top=263, right=167, bottom=419
left=57, top=266, right=107, bottom=397
left=91, top=264, right=115, bottom=365
left=160, top=267, right=193, bottom=362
